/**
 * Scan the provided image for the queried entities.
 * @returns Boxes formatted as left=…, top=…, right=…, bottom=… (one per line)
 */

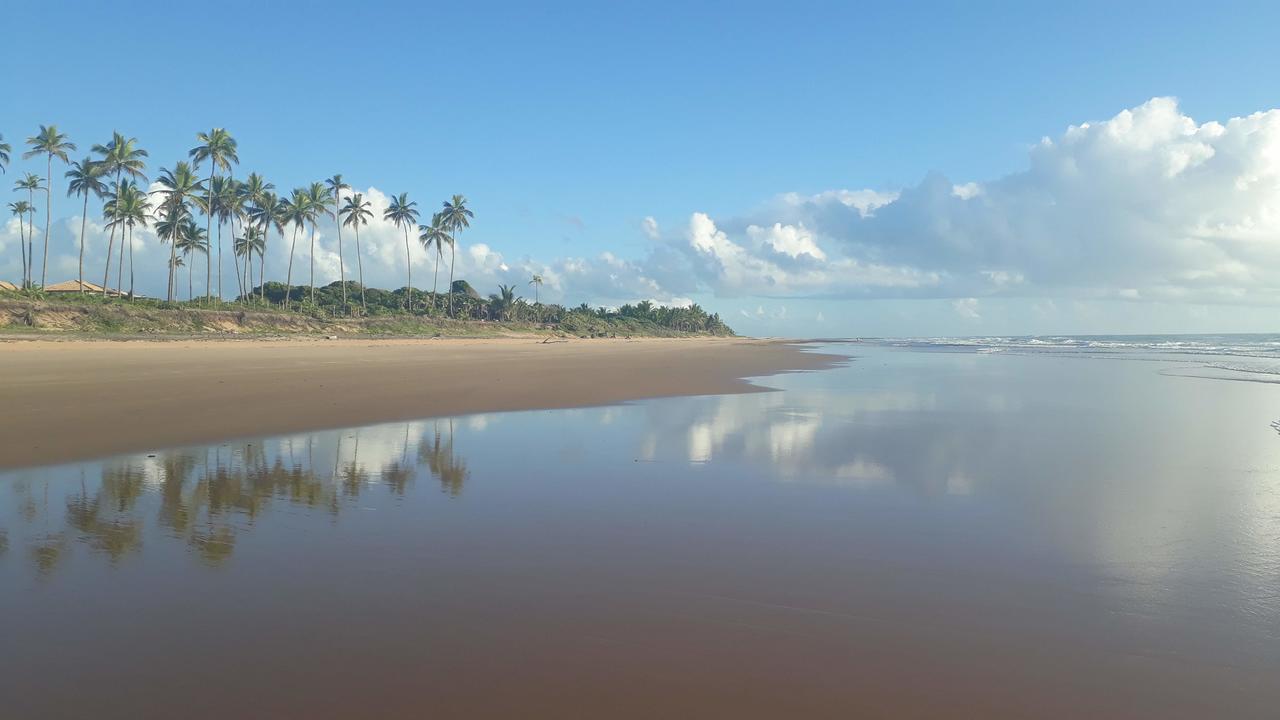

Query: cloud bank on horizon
left=4, top=97, right=1280, bottom=324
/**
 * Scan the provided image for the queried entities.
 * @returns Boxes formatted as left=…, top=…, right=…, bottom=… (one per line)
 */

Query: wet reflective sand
left=3, top=345, right=1279, bottom=718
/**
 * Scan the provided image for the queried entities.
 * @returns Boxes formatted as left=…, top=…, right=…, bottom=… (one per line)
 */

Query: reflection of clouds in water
left=832, top=457, right=894, bottom=486
left=764, top=411, right=822, bottom=464
left=639, top=388, right=939, bottom=482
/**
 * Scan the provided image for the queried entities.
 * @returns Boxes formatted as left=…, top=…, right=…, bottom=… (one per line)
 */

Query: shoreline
left=0, top=336, right=840, bottom=471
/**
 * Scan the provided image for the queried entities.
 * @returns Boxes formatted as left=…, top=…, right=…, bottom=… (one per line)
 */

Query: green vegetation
left=0, top=285, right=733, bottom=338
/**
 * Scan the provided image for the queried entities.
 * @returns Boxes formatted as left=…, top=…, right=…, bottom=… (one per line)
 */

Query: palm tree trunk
left=128, top=226, right=135, bottom=300
left=40, top=155, right=51, bottom=288
left=432, top=250, right=440, bottom=314
left=116, top=224, right=125, bottom=294
left=102, top=224, right=117, bottom=298
left=26, top=187, right=36, bottom=288
left=77, top=193, right=89, bottom=293
left=448, top=245, right=456, bottom=318
left=309, top=225, right=316, bottom=304
left=354, top=224, right=366, bottom=311
left=103, top=172, right=122, bottom=297
left=285, top=225, right=299, bottom=309
left=403, top=228, right=413, bottom=313
left=189, top=256, right=194, bottom=301
left=17, top=214, right=26, bottom=287
left=167, top=240, right=177, bottom=303
left=16, top=212, right=27, bottom=288
left=262, top=228, right=275, bottom=304
left=230, top=220, right=244, bottom=301
left=336, top=201, right=346, bottom=308
left=205, top=177, right=214, bottom=305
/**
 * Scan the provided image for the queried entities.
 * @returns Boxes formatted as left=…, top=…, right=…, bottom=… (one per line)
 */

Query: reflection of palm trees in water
left=420, top=419, right=469, bottom=497
left=64, top=464, right=145, bottom=562
left=6, top=420, right=473, bottom=574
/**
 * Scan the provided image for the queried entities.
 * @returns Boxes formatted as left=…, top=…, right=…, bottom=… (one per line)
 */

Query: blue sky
left=4, top=1, right=1280, bottom=336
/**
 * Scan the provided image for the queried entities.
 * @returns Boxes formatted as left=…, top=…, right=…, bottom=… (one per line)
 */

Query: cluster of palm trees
left=3, top=126, right=475, bottom=315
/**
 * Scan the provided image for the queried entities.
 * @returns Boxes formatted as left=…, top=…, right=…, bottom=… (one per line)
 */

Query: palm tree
left=383, top=193, right=419, bottom=311
left=305, top=182, right=332, bottom=304
left=8, top=201, right=31, bottom=285
left=153, top=162, right=205, bottom=302
left=24, top=125, right=76, bottom=288
left=529, top=274, right=544, bottom=304
left=280, top=188, right=310, bottom=308
left=339, top=192, right=373, bottom=311
left=0, top=134, right=9, bottom=174
left=65, top=158, right=108, bottom=292
left=438, top=195, right=473, bottom=317
left=247, top=188, right=282, bottom=304
left=115, top=182, right=151, bottom=299
left=209, top=176, right=245, bottom=301
left=13, top=174, right=43, bottom=287
left=92, top=132, right=148, bottom=297
left=238, top=173, right=274, bottom=300
left=189, top=128, right=238, bottom=301
left=234, top=226, right=266, bottom=295
left=492, top=284, right=517, bottom=321
left=175, top=220, right=209, bottom=301
left=155, top=205, right=191, bottom=301
left=103, top=182, right=151, bottom=299
left=325, top=175, right=350, bottom=306
left=418, top=214, right=450, bottom=313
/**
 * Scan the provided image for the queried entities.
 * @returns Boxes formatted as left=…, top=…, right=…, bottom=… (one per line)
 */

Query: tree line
left=2, top=126, right=472, bottom=313
left=2, top=126, right=733, bottom=336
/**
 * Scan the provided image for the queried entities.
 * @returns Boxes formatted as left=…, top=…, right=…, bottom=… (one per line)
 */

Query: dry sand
left=0, top=336, right=836, bottom=469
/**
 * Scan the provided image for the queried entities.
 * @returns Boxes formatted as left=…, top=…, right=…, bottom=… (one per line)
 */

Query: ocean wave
left=861, top=334, right=1280, bottom=361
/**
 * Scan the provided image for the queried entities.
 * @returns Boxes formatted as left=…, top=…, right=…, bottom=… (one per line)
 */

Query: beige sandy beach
left=0, top=336, right=835, bottom=469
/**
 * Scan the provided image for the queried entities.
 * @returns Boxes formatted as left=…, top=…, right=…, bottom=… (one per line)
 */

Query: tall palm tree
left=153, top=162, right=205, bottom=302
left=65, top=158, right=108, bottom=292
left=280, top=188, right=310, bottom=308
left=529, top=274, right=544, bottom=304
left=247, top=188, right=282, bottom=304
left=418, top=214, right=450, bottom=313
left=209, top=176, right=245, bottom=300
left=0, top=134, right=10, bottom=174
left=115, top=182, right=151, bottom=299
left=234, top=226, right=266, bottom=295
left=305, top=182, right=331, bottom=304
left=92, top=132, right=148, bottom=297
left=8, top=201, right=31, bottom=286
left=175, top=220, right=209, bottom=301
left=339, top=192, right=373, bottom=311
left=189, top=128, right=238, bottom=301
left=238, top=173, right=273, bottom=300
left=24, top=125, right=76, bottom=288
left=325, top=175, right=350, bottom=306
left=383, top=193, right=419, bottom=311
left=13, top=174, right=43, bottom=287
left=103, top=182, right=151, bottom=299
left=438, top=195, right=473, bottom=317
left=155, top=205, right=192, bottom=301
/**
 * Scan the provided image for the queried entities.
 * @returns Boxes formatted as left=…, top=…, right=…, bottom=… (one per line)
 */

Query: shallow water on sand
left=3, top=344, right=1279, bottom=718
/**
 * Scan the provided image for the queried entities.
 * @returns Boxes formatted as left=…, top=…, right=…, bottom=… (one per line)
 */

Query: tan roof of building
left=44, top=280, right=126, bottom=295
left=0, top=280, right=19, bottom=291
